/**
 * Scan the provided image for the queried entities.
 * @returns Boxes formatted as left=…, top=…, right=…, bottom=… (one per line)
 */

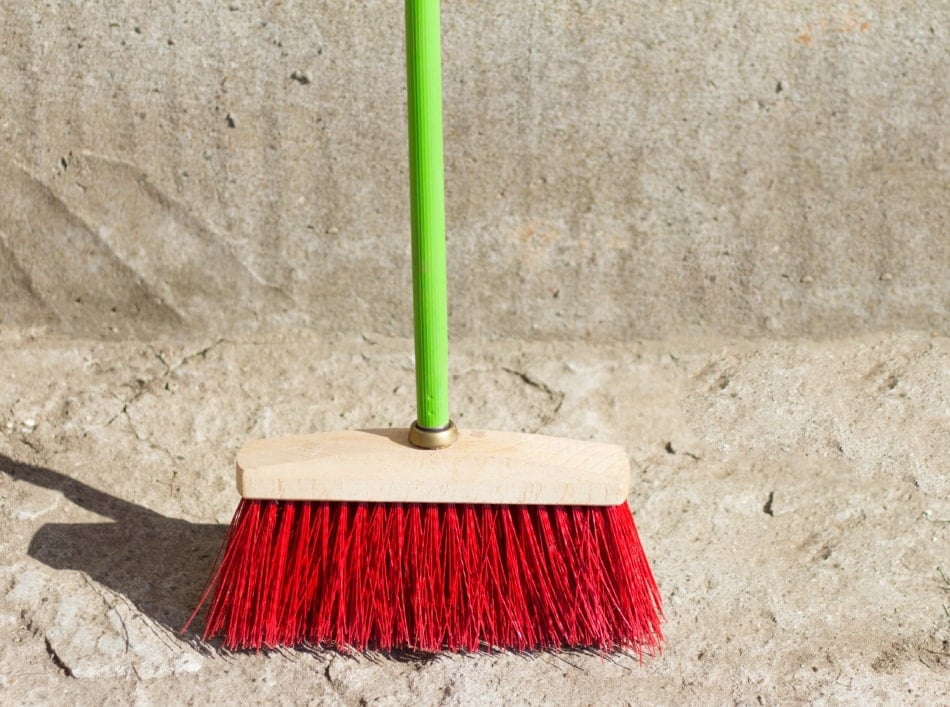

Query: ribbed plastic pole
left=405, top=0, right=450, bottom=431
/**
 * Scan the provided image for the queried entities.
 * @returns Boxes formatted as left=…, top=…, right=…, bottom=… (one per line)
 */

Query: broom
left=186, top=0, right=662, bottom=653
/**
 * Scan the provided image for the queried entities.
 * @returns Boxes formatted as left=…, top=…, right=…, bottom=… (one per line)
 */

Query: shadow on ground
left=0, top=454, right=227, bottom=637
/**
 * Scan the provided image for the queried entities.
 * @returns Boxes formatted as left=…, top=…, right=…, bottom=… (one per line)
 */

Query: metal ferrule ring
left=408, top=420, right=459, bottom=450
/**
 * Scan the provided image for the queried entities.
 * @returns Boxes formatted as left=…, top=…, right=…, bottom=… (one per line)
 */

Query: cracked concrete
left=500, top=367, right=565, bottom=433
left=0, top=330, right=947, bottom=703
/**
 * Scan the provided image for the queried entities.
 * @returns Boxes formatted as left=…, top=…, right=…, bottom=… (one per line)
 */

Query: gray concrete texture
left=1, top=2, right=947, bottom=341
left=1, top=331, right=948, bottom=702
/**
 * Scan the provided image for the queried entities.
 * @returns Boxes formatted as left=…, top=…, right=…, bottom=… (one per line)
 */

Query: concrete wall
left=0, top=2, right=946, bottom=340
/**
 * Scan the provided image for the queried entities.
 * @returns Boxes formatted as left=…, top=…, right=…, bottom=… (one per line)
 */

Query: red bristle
left=186, top=501, right=663, bottom=654
left=441, top=507, right=463, bottom=647
left=329, top=502, right=352, bottom=647
left=264, top=501, right=293, bottom=646
left=461, top=505, right=488, bottom=650
left=498, top=507, right=533, bottom=649
left=283, top=501, right=313, bottom=643
left=418, top=504, right=443, bottom=650
left=516, top=506, right=562, bottom=642
left=386, top=503, right=409, bottom=647
left=345, top=504, right=368, bottom=645
left=304, top=502, right=331, bottom=643
left=535, top=508, right=579, bottom=643
left=364, top=504, right=391, bottom=647
left=405, top=505, right=426, bottom=647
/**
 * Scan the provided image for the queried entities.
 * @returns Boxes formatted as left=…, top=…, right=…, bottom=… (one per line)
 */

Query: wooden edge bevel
left=236, top=428, right=630, bottom=505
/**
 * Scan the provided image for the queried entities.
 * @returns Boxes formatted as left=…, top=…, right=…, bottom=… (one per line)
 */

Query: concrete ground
left=0, top=329, right=947, bottom=704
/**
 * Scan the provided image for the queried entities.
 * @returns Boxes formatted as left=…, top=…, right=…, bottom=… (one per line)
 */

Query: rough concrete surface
left=0, top=2, right=947, bottom=341
left=0, top=1, right=948, bottom=704
left=0, top=331, right=947, bottom=704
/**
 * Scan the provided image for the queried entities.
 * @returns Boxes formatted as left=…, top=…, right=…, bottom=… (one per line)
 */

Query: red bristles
left=186, top=501, right=663, bottom=654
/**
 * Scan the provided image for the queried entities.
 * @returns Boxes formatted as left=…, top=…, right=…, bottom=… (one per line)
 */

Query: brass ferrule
left=408, top=420, right=459, bottom=450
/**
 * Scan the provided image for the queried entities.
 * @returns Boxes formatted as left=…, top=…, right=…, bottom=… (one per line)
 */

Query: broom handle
left=406, top=0, right=450, bottom=431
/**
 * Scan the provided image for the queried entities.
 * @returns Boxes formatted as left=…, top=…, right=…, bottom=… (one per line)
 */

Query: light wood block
left=236, top=428, right=630, bottom=505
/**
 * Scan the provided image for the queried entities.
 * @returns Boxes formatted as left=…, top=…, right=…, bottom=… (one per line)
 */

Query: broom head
left=186, top=429, right=663, bottom=653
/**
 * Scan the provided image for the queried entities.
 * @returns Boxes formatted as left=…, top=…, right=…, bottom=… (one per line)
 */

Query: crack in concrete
left=150, top=348, right=172, bottom=376
left=125, top=411, right=178, bottom=464
left=501, top=366, right=565, bottom=432
left=18, top=435, right=40, bottom=454
left=105, top=339, right=225, bottom=454
left=147, top=338, right=224, bottom=380
left=81, top=573, right=131, bottom=654
left=167, top=338, right=225, bottom=375
left=43, top=636, right=73, bottom=678
left=106, top=386, right=147, bottom=427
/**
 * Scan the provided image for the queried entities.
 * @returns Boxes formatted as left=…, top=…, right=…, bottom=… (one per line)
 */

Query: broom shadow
left=0, top=453, right=226, bottom=642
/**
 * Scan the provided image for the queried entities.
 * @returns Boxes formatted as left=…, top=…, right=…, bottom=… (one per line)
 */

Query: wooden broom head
left=236, top=428, right=630, bottom=506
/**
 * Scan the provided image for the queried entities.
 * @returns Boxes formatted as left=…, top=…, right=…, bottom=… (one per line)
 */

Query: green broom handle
left=405, top=0, right=450, bottom=431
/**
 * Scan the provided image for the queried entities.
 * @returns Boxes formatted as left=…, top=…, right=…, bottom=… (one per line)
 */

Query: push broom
left=187, top=0, right=662, bottom=653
